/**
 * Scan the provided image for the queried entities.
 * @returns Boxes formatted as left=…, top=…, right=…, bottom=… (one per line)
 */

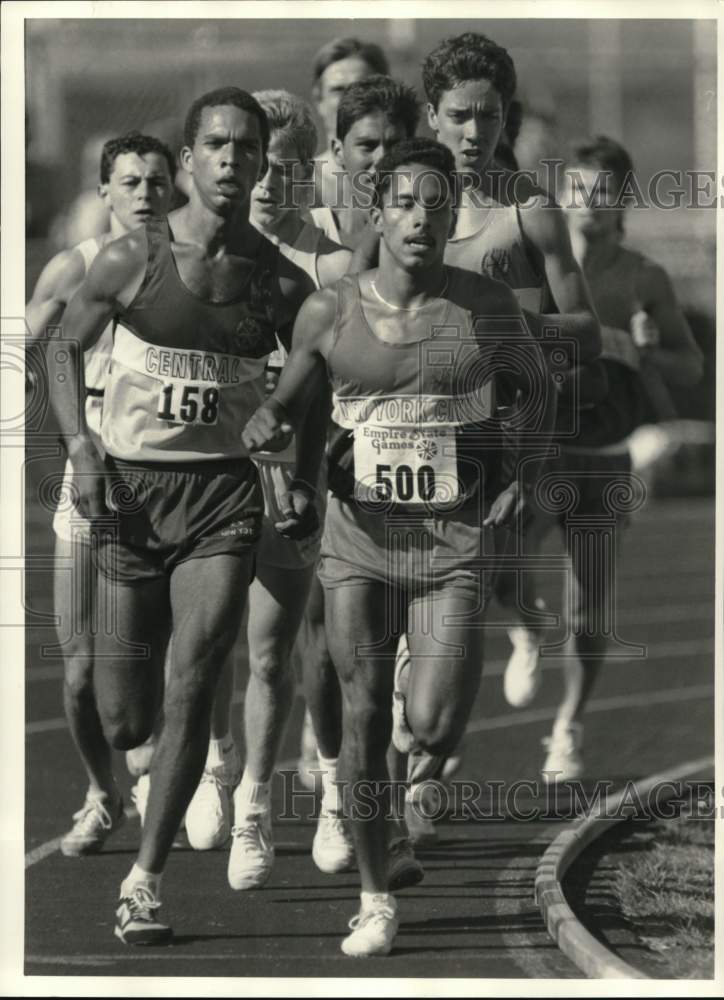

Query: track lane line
left=24, top=604, right=716, bottom=686
left=25, top=682, right=714, bottom=869
left=25, top=637, right=715, bottom=734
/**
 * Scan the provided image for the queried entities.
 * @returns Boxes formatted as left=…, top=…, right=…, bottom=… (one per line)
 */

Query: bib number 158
left=157, top=384, right=219, bottom=425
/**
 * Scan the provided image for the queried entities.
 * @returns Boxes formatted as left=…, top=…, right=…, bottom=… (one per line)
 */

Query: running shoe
left=130, top=774, right=150, bottom=826
left=341, top=896, right=398, bottom=957
left=297, top=708, right=320, bottom=792
left=503, top=626, right=542, bottom=708
left=392, top=639, right=417, bottom=754
left=114, top=885, right=172, bottom=946
left=185, top=745, right=241, bottom=851
left=60, top=793, right=125, bottom=857
left=312, top=807, right=355, bottom=874
left=541, top=720, right=584, bottom=783
left=388, top=837, right=424, bottom=890
left=227, top=809, right=274, bottom=889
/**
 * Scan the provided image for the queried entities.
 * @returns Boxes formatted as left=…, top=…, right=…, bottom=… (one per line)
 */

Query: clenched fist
left=242, top=398, right=294, bottom=453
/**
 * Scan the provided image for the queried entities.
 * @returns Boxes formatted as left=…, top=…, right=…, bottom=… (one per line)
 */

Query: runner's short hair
left=100, top=131, right=176, bottom=184
left=312, top=37, right=389, bottom=92
left=184, top=87, right=270, bottom=152
left=372, top=137, right=457, bottom=208
left=422, top=33, right=517, bottom=112
left=336, top=76, right=420, bottom=144
left=252, top=90, right=318, bottom=163
left=568, top=135, right=635, bottom=196
left=567, top=135, right=635, bottom=232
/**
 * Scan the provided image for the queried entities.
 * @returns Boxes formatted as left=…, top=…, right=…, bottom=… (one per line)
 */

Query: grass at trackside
left=614, top=813, right=714, bottom=979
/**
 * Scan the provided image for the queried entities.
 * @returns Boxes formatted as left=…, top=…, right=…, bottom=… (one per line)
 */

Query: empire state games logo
left=416, top=438, right=439, bottom=460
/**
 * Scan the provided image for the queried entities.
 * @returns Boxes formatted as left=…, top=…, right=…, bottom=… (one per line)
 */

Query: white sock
left=318, top=753, right=342, bottom=813
left=361, top=890, right=396, bottom=913
left=234, top=770, right=270, bottom=816
left=121, top=863, right=161, bottom=900
left=207, top=734, right=235, bottom=769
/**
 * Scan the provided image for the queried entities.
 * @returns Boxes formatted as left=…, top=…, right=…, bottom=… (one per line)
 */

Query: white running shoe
left=341, top=896, right=398, bottom=957
left=115, top=885, right=172, bottom=946
left=541, top=721, right=584, bottom=783
left=130, top=774, right=150, bottom=826
left=227, top=810, right=274, bottom=889
left=503, top=626, right=542, bottom=708
left=313, top=807, right=355, bottom=874
left=388, top=837, right=424, bottom=891
left=185, top=747, right=241, bottom=851
left=297, top=709, right=320, bottom=792
left=60, top=793, right=125, bottom=857
left=392, top=640, right=417, bottom=753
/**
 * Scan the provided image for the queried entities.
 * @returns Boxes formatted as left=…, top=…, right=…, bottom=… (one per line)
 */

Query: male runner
left=48, top=87, right=315, bottom=944
left=514, top=135, right=703, bottom=778
left=310, top=36, right=389, bottom=209
left=26, top=132, right=175, bottom=855
left=221, top=88, right=355, bottom=886
left=310, top=74, right=420, bottom=250
left=378, top=33, right=604, bottom=839
left=304, top=74, right=425, bottom=877
left=243, top=137, right=555, bottom=956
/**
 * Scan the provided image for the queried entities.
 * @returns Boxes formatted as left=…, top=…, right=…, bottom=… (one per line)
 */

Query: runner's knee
left=102, top=712, right=154, bottom=751
left=249, top=647, right=294, bottom=689
left=62, top=655, right=94, bottom=701
left=408, top=702, right=461, bottom=757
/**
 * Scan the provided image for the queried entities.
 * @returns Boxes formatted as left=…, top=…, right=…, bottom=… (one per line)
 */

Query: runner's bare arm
left=316, top=245, right=353, bottom=287
left=292, top=384, right=331, bottom=496
left=633, top=261, right=704, bottom=386
left=48, top=232, right=147, bottom=448
left=242, top=288, right=335, bottom=452
left=274, top=387, right=331, bottom=540
left=25, top=247, right=88, bottom=344
left=46, top=233, right=147, bottom=517
left=518, top=196, right=602, bottom=365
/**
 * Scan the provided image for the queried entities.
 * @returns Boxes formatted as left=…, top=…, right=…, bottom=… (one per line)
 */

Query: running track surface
left=24, top=441, right=715, bottom=978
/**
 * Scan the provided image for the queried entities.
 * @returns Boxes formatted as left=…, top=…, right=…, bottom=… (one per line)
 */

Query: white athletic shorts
left=52, top=457, right=93, bottom=543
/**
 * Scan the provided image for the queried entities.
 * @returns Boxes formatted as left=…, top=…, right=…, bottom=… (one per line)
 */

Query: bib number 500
left=375, top=463, right=436, bottom=502
left=157, top=384, right=219, bottom=425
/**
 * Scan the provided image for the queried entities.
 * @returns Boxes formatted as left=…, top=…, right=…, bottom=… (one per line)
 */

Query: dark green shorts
left=96, top=456, right=263, bottom=584
left=318, top=494, right=495, bottom=601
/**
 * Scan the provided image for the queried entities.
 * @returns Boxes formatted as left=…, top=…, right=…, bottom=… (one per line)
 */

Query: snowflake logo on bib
left=416, top=438, right=438, bottom=460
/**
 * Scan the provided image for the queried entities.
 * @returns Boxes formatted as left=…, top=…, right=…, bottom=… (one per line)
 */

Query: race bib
left=156, top=382, right=220, bottom=426
left=353, top=425, right=460, bottom=504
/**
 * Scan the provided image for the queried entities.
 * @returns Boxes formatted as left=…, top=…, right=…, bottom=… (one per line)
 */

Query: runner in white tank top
left=211, top=90, right=356, bottom=889
left=26, top=132, right=175, bottom=858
